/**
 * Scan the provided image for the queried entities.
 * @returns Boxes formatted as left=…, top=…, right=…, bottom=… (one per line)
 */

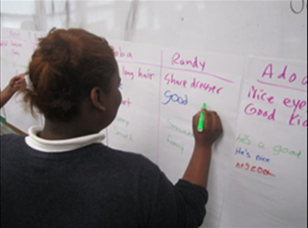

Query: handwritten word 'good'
left=244, top=103, right=276, bottom=121
left=262, top=64, right=307, bottom=87
left=162, top=90, right=188, bottom=106
left=171, top=53, right=206, bottom=72
left=273, top=145, right=302, bottom=158
left=236, top=162, right=275, bottom=177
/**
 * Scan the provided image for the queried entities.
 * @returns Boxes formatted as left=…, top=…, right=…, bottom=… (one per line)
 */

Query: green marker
left=197, top=103, right=207, bottom=132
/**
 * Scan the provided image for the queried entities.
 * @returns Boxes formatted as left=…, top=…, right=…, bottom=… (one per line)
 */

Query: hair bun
left=24, top=28, right=117, bottom=122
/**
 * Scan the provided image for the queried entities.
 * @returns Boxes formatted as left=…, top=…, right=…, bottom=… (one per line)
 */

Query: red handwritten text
left=236, top=162, right=275, bottom=177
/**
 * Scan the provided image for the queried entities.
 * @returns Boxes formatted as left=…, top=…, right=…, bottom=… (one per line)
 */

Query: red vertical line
left=156, top=50, right=164, bottom=165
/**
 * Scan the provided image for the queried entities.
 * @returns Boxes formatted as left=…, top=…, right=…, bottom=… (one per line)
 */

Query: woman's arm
left=0, top=73, right=27, bottom=108
left=183, top=110, right=223, bottom=188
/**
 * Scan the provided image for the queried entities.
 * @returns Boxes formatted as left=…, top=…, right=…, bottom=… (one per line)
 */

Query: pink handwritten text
left=0, top=40, right=8, bottom=47
left=138, top=68, right=155, bottom=80
left=244, top=103, right=276, bottom=121
left=111, top=46, right=133, bottom=59
left=122, top=66, right=135, bottom=80
left=283, top=98, right=307, bottom=128
left=262, top=64, right=307, bottom=89
left=11, top=40, right=23, bottom=48
left=11, top=49, right=20, bottom=57
left=164, top=73, right=188, bottom=88
left=191, top=78, right=223, bottom=94
left=121, top=98, right=133, bottom=108
left=10, top=30, right=20, bottom=38
left=171, top=52, right=206, bottom=72
left=248, top=85, right=275, bottom=104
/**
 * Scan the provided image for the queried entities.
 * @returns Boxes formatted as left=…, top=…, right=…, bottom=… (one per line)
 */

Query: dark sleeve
left=174, top=179, right=208, bottom=228
left=143, top=170, right=208, bottom=228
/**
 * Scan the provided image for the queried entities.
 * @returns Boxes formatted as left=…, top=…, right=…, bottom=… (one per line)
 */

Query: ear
left=90, top=87, right=107, bottom=112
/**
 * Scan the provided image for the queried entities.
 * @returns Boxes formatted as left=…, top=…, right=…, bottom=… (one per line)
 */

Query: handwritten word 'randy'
left=235, top=162, right=275, bottom=177
left=162, top=90, right=188, bottom=106
left=171, top=52, right=206, bottom=72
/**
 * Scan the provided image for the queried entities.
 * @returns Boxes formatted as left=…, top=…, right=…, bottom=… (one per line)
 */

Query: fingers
left=203, top=110, right=212, bottom=132
left=17, top=72, right=28, bottom=79
left=194, top=109, right=223, bottom=132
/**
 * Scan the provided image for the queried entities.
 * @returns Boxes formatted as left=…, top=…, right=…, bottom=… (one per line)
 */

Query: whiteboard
left=1, top=1, right=307, bottom=227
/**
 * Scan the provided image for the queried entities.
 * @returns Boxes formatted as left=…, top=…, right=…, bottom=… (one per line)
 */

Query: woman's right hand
left=192, top=109, right=223, bottom=149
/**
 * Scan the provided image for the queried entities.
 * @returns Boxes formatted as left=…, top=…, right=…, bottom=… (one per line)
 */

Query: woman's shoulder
left=1, top=133, right=25, bottom=145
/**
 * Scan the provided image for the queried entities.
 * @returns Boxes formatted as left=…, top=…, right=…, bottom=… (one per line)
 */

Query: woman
left=1, top=28, right=223, bottom=228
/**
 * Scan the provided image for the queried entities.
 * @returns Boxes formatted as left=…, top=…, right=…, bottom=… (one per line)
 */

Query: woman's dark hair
left=24, top=28, right=117, bottom=122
